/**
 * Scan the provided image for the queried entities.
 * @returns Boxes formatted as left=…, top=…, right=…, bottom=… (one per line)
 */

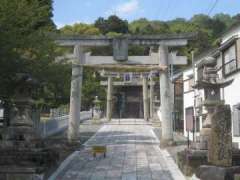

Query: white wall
left=0, top=109, right=3, bottom=118
left=222, top=26, right=240, bottom=43
left=183, top=69, right=195, bottom=140
left=223, top=73, right=240, bottom=147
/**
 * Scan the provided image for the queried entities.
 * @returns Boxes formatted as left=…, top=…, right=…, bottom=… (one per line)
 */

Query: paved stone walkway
left=49, top=119, right=185, bottom=180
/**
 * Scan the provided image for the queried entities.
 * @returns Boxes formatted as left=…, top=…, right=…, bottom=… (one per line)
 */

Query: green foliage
left=60, top=23, right=100, bottom=35
left=129, top=18, right=169, bottom=34
left=128, top=13, right=239, bottom=62
left=213, top=13, right=233, bottom=28
left=82, top=68, right=106, bottom=110
left=106, top=32, right=123, bottom=38
left=232, top=14, right=240, bottom=26
left=0, top=0, right=71, bottom=109
left=0, top=0, right=55, bottom=97
left=59, top=23, right=106, bottom=110
left=94, top=15, right=128, bottom=34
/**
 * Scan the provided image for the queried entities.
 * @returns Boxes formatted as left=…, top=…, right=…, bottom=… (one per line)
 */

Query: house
left=183, top=23, right=240, bottom=147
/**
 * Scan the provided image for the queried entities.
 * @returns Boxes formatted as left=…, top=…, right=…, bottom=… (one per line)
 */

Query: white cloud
left=116, top=0, right=139, bottom=14
left=55, top=22, right=66, bottom=29
left=55, top=20, right=92, bottom=29
left=106, top=0, right=140, bottom=17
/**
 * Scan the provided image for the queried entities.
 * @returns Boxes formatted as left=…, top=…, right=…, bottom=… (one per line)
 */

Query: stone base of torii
left=55, top=34, right=193, bottom=146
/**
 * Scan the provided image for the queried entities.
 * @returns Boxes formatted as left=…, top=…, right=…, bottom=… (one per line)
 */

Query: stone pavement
left=49, top=119, right=185, bottom=180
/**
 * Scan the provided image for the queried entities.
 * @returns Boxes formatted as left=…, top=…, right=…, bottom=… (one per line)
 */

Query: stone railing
left=38, top=111, right=92, bottom=138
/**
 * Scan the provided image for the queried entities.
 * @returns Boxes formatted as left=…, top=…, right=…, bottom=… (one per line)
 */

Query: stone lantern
left=93, top=96, right=102, bottom=120
left=194, top=57, right=233, bottom=154
left=0, top=73, right=58, bottom=179
left=4, top=73, right=39, bottom=145
left=194, top=57, right=233, bottom=167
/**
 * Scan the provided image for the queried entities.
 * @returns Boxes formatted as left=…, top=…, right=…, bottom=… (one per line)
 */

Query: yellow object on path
left=92, top=146, right=106, bottom=158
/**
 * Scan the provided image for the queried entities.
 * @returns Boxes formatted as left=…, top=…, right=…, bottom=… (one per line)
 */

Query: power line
left=162, top=0, right=171, bottom=20
left=182, top=0, right=219, bottom=33
left=207, top=0, right=219, bottom=16
left=155, top=0, right=171, bottom=21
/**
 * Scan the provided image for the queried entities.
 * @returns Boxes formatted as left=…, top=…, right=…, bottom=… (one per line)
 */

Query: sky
left=53, top=0, right=240, bottom=28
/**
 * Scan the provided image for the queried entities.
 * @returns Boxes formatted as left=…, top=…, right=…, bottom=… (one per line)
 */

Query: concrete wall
left=39, top=111, right=92, bottom=138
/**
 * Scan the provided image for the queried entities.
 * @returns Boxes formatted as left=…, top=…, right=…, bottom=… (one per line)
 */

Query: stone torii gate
left=56, top=34, right=193, bottom=145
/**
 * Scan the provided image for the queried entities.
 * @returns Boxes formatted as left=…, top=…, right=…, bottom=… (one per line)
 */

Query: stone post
left=149, top=76, right=154, bottom=119
left=208, top=104, right=232, bottom=166
left=142, top=76, right=149, bottom=121
left=106, top=76, right=113, bottom=121
left=68, top=45, right=84, bottom=142
left=158, top=46, right=173, bottom=143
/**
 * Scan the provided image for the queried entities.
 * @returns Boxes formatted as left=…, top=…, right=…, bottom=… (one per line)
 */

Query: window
left=233, top=105, right=240, bottom=137
left=223, top=44, right=237, bottom=75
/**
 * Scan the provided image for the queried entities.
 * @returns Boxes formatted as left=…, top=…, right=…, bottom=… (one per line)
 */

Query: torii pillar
left=106, top=76, right=113, bottom=121
left=142, top=75, right=149, bottom=121
left=68, top=45, right=84, bottom=142
left=149, top=75, right=154, bottom=119
left=159, top=46, right=173, bottom=145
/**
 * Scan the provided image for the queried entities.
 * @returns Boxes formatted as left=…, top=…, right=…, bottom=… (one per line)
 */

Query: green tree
left=232, top=14, right=240, bottom=26
left=60, top=23, right=100, bottom=35
left=94, top=15, right=128, bottom=34
left=129, top=18, right=169, bottom=34
left=0, top=0, right=54, bottom=97
left=59, top=23, right=106, bottom=110
left=82, top=68, right=106, bottom=110
left=213, top=13, right=233, bottom=28
left=0, top=0, right=71, bottom=108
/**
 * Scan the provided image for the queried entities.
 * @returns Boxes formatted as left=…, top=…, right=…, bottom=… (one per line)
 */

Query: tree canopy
left=0, top=0, right=71, bottom=108
left=94, top=15, right=129, bottom=34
